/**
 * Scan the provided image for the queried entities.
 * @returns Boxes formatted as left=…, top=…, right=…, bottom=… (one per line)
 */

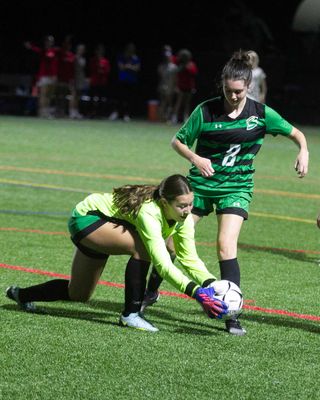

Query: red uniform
left=29, top=44, right=58, bottom=80
left=177, top=61, right=198, bottom=92
left=57, top=48, right=75, bottom=83
left=89, top=56, right=111, bottom=87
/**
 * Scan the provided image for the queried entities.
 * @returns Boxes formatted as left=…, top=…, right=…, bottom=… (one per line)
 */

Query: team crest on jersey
left=246, top=116, right=258, bottom=130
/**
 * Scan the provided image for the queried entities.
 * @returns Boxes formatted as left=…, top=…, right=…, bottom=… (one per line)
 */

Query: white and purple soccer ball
left=209, top=280, right=244, bottom=319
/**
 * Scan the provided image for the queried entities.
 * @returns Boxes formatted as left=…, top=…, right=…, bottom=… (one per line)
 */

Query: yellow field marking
left=256, top=174, right=320, bottom=185
left=249, top=211, right=314, bottom=224
left=0, top=184, right=317, bottom=224
left=255, top=188, right=320, bottom=200
left=1, top=165, right=318, bottom=198
left=0, top=165, right=159, bottom=183
left=0, top=178, right=89, bottom=193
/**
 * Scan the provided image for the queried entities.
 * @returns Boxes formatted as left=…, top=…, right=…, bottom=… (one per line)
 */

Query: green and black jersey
left=175, top=96, right=293, bottom=198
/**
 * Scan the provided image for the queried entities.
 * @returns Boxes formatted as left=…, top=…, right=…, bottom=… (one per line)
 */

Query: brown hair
left=113, top=174, right=192, bottom=217
left=221, top=49, right=252, bottom=86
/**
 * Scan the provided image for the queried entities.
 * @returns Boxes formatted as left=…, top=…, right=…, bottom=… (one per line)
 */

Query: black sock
left=146, top=267, right=163, bottom=292
left=146, top=253, right=175, bottom=292
left=123, top=257, right=150, bottom=316
left=219, top=258, right=240, bottom=287
left=18, top=279, right=70, bottom=303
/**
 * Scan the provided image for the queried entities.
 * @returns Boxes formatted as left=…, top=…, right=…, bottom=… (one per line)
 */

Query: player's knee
left=217, top=241, right=237, bottom=260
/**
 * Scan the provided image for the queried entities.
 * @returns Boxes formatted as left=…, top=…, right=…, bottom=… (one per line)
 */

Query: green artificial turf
left=0, top=116, right=319, bottom=400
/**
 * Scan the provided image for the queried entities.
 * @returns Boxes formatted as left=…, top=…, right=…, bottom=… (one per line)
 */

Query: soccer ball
left=210, top=280, right=243, bottom=319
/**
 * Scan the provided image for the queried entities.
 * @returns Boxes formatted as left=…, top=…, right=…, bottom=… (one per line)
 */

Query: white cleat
left=119, top=312, right=159, bottom=332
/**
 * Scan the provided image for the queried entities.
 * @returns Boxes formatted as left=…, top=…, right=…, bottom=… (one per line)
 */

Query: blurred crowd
left=21, top=34, right=204, bottom=124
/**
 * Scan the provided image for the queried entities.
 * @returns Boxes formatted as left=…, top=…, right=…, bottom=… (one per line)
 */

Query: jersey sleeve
left=265, top=105, right=293, bottom=137
left=172, top=215, right=217, bottom=285
left=175, top=104, right=203, bottom=148
left=135, top=206, right=198, bottom=295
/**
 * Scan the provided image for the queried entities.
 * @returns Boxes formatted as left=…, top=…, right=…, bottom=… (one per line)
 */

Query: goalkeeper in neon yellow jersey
left=6, top=174, right=228, bottom=332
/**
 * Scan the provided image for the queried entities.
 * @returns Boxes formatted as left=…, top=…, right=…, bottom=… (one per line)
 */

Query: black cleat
left=225, top=318, right=246, bottom=336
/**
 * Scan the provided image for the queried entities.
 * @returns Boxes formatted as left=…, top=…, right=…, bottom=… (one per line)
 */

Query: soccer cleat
left=6, top=286, right=36, bottom=312
left=108, top=111, right=119, bottom=121
left=225, top=318, right=246, bottom=336
left=119, top=312, right=159, bottom=332
left=140, top=290, right=160, bottom=313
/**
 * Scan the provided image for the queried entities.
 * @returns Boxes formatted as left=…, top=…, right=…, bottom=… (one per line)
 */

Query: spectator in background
left=247, top=50, right=267, bottom=103
left=109, top=42, right=141, bottom=122
left=72, top=43, right=88, bottom=119
left=24, top=35, right=58, bottom=118
left=171, top=48, right=198, bottom=124
left=56, top=35, right=76, bottom=118
left=157, top=45, right=178, bottom=122
left=88, top=43, right=111, bottom=118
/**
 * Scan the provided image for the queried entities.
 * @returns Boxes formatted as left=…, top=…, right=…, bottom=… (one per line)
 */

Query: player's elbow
left=171, top=137, right=179, bottom=149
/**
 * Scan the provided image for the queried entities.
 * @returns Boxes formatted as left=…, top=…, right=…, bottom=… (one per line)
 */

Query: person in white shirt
left=247, top=50, right=267, bottom=103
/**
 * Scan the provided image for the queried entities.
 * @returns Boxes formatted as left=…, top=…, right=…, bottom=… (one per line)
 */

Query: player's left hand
left=194, top=287, right=228, bottom=319
left=295, top=150, right=309, bottom=178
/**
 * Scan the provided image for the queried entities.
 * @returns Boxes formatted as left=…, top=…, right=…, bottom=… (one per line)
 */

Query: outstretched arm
left=288, top=127, right=309, bottom=178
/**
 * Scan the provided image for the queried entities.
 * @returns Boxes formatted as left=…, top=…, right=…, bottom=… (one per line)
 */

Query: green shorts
left=68, top=209, right=135, bottom=259
left=192, top=192, right=252, bottom=220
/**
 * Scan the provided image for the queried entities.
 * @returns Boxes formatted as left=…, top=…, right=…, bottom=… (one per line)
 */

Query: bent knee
left=217, top=242, right=237, bottom=260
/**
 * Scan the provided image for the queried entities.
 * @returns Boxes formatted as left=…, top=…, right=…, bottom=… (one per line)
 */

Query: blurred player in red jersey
left=171, top=48, right=198, bottom=124
left=88, top=43, right=111, bottom=118
left=55, top=35, right=76, bottom=118
left=24, top=35, right=58, bottom=118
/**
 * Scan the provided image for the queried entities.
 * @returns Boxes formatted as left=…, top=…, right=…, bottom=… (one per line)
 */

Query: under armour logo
left=215, top=123, right=222, bottom=129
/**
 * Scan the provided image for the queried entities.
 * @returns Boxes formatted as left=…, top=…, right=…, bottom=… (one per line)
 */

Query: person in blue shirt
left=109, top=42, right=141, bottom=122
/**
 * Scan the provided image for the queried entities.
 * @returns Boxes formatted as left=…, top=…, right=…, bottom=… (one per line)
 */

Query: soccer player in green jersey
left=5, top=174, right=228, bottom=332
left=142, top=49, right=309, bottom=336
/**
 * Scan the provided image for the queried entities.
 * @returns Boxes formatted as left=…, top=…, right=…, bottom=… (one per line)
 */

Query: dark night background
left=1, top=0, right=319, bottom=123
